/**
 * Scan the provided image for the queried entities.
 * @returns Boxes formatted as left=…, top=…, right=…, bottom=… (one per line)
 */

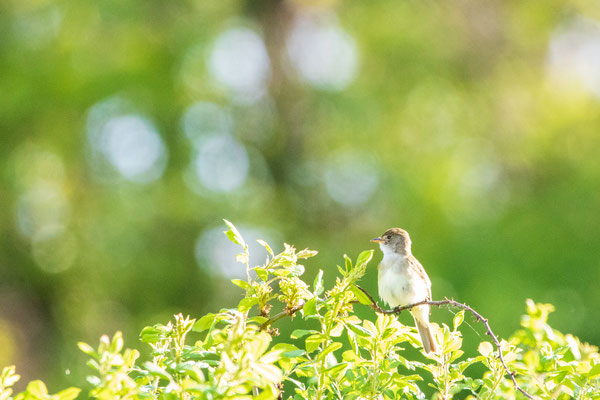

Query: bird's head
left=371, top=228, right=412, bottom=256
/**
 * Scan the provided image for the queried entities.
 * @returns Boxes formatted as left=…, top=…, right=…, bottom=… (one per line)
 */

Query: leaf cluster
left=2, top=222, right=600, bottom=400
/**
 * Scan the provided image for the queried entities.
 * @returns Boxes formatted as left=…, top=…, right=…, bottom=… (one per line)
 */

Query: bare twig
left=354, top=285, right=534, bottom=400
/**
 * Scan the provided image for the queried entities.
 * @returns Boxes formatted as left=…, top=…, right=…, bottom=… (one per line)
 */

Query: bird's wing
left=408, top=255, right=432, bottom=301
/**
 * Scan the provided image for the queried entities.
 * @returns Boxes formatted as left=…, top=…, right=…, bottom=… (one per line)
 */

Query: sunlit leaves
left=8, top=224, right=600, bottom=400
left=453, top=310, right=465, bottom=331
left=350, top=285, right=372, bottom=305
left=0, top=366, right=20, bottom=400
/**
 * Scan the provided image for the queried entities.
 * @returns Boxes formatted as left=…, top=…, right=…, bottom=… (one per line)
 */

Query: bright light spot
left=287, top=12, right=359, bottom=91
left=12, top=147, right=70, bottom=239
left=17, top=182, right=70, bottom=238
left=100, top=115, right=167, bottom=183
left=547, top=17, right=600, bottom=98
left=85, top=98, right=168, bottom=184
left=12, top=145, right=66, bottom=190
left=460, top=160, right=502, bottom=199
left=195, top=226, right=278, bottom=279
left=323, top=151, right=379, bottom=207
left=189, top=135, right=250, bottom=193
left=181, top=102, right=233, bottom=147
left=13, top=5, right=62, bottom=49
left=208, top=27, right=271, bottom=104
left=32, top=225, right=77, bottom=274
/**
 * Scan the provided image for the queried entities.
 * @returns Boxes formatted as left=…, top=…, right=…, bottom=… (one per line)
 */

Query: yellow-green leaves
left=0, top=366, right=20, bottom=400
left=478, top=341, right=494, bottom=357
left=224, top=219, right=250, bottom=270
left=11, top=228, right=600, bottom=400
left=453, top=310, right=465, bottom=331
left=350, top=285, right=372, bottom=305
left=12, top=381, right=81, bottom=400
left=223, top=219, right=246, bottom=248
left=305, top=334, right=326, bottom=353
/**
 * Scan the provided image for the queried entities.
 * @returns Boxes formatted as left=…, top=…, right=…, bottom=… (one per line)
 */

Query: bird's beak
left=371, top=237, right=383, bottom=243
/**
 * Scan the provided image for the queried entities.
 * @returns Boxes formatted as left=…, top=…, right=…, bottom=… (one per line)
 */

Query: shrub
left=2, top=221, right=599, bottom=399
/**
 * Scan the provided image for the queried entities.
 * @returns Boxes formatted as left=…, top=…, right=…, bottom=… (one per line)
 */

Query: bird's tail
left=412, top=306, right=437, bottom=354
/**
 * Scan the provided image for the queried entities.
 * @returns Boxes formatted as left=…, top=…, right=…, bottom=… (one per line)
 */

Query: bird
left=371, top=228, right=437, bottom=353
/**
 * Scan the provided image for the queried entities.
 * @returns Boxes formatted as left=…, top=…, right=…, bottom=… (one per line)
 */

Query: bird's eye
left=386, top=235, right=391, bottom=240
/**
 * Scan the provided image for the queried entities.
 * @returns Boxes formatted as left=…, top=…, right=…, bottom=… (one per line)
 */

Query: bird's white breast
left=378, top=252, right=428, bottom=308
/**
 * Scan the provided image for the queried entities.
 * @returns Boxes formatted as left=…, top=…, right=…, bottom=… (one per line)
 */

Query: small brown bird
left=371, top=228, right=437, bottom=353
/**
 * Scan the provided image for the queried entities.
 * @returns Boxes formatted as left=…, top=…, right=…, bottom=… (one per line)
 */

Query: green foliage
left=2, top=223, right=600, bottom=399
left=0, top=366, right=80, bottom=400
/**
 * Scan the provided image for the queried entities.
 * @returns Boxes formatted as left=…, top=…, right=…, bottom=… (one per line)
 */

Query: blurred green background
left=2, top=0, right=600, bottom=392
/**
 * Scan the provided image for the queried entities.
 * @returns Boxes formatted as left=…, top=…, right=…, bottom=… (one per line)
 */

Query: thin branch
left=260, top=301, right=305, bottom=331
left=257, top=286, right=535, bottom=399
left=354, top=286, right=535, bottom=400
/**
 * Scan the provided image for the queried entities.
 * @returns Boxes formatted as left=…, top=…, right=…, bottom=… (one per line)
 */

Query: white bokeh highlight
left=287, top=13, right=359, bottom=91
left=208, top=27, right=271, bottom=104
left=100, top=115, right=167, bottom=183
left=17, top=181, right=70, bottom=239
left=323, top=151, right=379, bottom=207
left=547, top=17, right=600, bottom=98
left=85, top=98, right=168, bottom=184
left=192, top=135, right=250, bottom=193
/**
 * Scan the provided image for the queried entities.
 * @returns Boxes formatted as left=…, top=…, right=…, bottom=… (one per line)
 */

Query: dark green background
left=2, top=0, right=600, bottom=392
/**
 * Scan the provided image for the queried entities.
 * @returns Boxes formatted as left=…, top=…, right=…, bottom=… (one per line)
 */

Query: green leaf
left=248, top=316, right=268, bottom=325
left=316, top=342, right=342, bottom=361
left=110, top=331, right=124, bottom=352
left=356, top=249, right=374, bottom=267
left=588, top=363, right=600, bottom=379
left=346, top=330, right=359, bottom=354
left=54, top=388, right=81, bottom=400
left=223, top=219, right=246, bottom=247
left=253, top=363, right=282, bottom=383
left=350, top=285, right=372, bottom=305
left=235, top=253, right=249, bottom=265
left=290, top=263, right=305, bottom=277
left=478, top=341, right=493, bottom=357
left=453, top=310, right=465, bottom=330
left=302, top=298, right=317, bottom=318
left=291, top=329, right=316, bottom=339
left=344, top=254, right=352, bottom=272
left=257, top=239, right=274, bottom=256
left=238, top=296, right=259, bottom=312
left=0, top=366, right=20, bottom=387
left=326, top=362, right=348, bottom=377
left=77, top=342, right=96, bottom=356
left=254, top=267, right=268, bottom=281
left=342, top=350, right=360, bottom=362
left=192, top=313, right=216, bottom=332
left=313, top=269, right=324, bottom=296
left=286, top=377, right=306, bottom=390
left=297, top=249, right=318, bottom=259
left=271, top=343, right=300, bottom=353
left=305, top=334, right=326, bottom=353
left=231, top=279, right=251, bottom=289
left=144, top=362, right=174, bottom=381
left=282, top=350, right=306, bottom=358
left=345, top=323, right=371, bottom=337
left=26, top=381, right=47, bottom=398
left=330, top=323, right=344, bottom=337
